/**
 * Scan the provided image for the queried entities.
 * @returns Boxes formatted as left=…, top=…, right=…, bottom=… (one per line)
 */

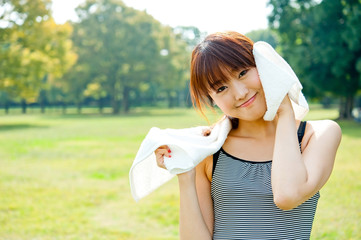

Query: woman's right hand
left=155, top=145, right=196, bottom=180
left=154, top=145, right=171, bottom=169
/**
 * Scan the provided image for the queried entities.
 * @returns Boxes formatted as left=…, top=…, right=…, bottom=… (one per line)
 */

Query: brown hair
left=190, top=31, right=255, bottom=118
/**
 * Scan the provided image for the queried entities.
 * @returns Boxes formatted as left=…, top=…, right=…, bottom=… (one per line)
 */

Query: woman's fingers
left=157, top=145, right=168, bottom=150
left=202, top=128, right=212, bottom=136
left=155, top=145, right=171, bottom=169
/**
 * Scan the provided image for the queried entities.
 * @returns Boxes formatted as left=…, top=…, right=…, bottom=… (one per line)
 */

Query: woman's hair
left=190, top=31, right=255, bottom=118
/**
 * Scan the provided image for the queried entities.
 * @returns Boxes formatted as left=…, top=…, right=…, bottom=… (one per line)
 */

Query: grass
left=0, top=107, right=360, bottom=239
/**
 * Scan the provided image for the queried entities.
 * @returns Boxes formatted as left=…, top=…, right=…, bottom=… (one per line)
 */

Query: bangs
left=194, top=53, right=234, bottom=94
left=190, top=32, right=256, bottom=108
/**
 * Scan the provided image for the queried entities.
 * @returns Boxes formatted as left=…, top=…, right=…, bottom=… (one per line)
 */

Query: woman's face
left=208, top=67, right=267, bottom=121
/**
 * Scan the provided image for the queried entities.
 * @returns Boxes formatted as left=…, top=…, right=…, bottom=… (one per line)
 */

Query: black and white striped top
left=211, top=121, right=320, bottom=240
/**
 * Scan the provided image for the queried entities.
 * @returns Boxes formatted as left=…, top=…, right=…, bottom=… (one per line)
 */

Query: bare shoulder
left=304, top=120, right=342, bottom=149
left=307, top=119, right=342, bottom=138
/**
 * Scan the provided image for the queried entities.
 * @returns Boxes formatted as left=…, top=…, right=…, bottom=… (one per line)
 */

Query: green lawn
left=0, top=107, right=360, bottom=239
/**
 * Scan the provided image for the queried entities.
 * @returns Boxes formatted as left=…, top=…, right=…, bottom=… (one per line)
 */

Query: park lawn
left=0, top=107, right=360, bottom=240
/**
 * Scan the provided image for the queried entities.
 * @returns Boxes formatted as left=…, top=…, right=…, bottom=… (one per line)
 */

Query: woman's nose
left=232, top=81, right=248, bottom=100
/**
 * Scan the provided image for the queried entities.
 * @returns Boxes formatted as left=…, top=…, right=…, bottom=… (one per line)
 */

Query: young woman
left=155, top=31, right=341, bottom=240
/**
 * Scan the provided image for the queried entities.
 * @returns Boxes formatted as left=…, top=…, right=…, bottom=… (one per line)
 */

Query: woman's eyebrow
left=231, top=67, right=245, bottom=73
left=210, top=80, right=223, bottom=89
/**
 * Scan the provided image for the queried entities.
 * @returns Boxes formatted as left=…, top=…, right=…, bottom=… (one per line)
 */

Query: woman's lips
left=239, top=93, right=257, bottom=108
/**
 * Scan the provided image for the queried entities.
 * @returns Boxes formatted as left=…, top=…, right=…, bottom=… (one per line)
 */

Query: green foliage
left=246, top=28, right=280, bottom=49
left=66, top=0, right=196, bottom=114
left=0, top=0, right=205, bottom=114
left=174, top=26, right=206, bottom=50
left=0, top=107, right=359, bottom=239
left=268, top=0, right=361, bottom=119
left=0, top=0, right=76, bottom=105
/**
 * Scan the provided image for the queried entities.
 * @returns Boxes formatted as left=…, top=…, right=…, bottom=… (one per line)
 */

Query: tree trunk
left=112, top=95, right=120, bottom=114
left=40, top=100, right=46, bottom=114
left=62, top=102, right=67, bottom=114
left=167, top=92, right=174, bottom=108
left=98, top=98, right=104, bottom=114
left=5, top=101, right=9, bottom=114
left=111, top=79, right=121, bottom=114
left=122, top=86, right=130, bottom=113
left=77, top=103, right=82, bottom=114
left=21, top=99, right=27, bottom=114
left=39, top=90, right=46, bottom=114
left=185, top=82, right=193, bottom=108
left=339, top=95, right=354, bottom=120
left=77, top=101, right=82, bottom=114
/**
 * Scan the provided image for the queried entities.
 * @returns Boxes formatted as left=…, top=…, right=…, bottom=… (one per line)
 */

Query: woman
left=155, top=32, right=341, bottom=240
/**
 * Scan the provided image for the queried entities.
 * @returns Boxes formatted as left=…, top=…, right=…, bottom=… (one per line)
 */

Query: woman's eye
left=217, top=86, right=227, bottom=93
left=239, top=69, right=248, bottom=78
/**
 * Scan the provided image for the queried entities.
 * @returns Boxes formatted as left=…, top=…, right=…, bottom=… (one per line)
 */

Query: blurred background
left=0, top=0, right=360, bottom=239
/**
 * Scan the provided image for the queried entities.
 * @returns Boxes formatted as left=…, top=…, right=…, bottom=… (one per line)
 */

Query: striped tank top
left=211, top=121, right=320, bottom=239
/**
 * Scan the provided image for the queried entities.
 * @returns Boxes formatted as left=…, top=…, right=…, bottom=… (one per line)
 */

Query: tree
left=71, top=0, right=194, bottom=113
left=172, top=26, right=206, bottom=107
left=72, top=0, right=167, bottom=113
left=246, top=28, right=279, bottom=48
left=0, top=0, right=76, bottom=113
left=268, top=0, right=361, bottom=119
left=155, top=26, right=191, bottom=108
left=174, top=26, right=205, bottom=51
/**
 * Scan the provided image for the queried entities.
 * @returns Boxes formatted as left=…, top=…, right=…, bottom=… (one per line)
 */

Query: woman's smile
left=238, top=93, right=257, bottom=108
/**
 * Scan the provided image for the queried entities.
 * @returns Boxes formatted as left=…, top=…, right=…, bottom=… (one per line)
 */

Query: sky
left=51, top=0, right=272, bottom=34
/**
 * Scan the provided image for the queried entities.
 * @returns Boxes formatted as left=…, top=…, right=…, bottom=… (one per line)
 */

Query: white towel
left=129, top=41, right=309, bottom=201
left=129, top=117, right=232, bottom=201
left=253, top=41, right=309, bottom=121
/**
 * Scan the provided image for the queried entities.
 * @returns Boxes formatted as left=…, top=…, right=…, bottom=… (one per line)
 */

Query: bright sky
left=52, top=0, right=272, bottom=34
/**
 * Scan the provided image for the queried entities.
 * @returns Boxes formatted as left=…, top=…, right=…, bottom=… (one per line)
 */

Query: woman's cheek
left=217, top=102, right=233, bottom=115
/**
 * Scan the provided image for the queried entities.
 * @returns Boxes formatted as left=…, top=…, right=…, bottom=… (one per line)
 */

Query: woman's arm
left=271, top=97, right=342, bottom=210
left=155, top=146, right=213, bottom=239
left=178, top=157, right=213, bottom=239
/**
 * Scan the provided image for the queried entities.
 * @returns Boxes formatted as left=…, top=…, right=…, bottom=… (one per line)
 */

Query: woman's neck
left=231, top=118, right=278, bottom=139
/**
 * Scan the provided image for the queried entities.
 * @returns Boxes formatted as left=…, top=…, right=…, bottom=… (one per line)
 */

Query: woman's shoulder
left=306, top=119, right=341, bottom=137
left=303, top=119, right=342, bottom=149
